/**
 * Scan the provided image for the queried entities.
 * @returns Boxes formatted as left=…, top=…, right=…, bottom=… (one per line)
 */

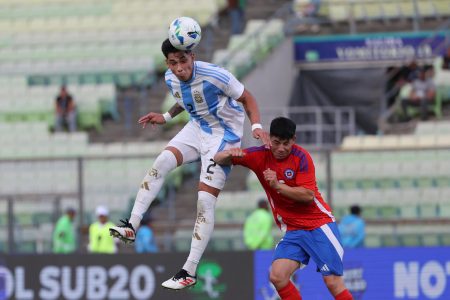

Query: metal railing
left=261, top=106, right=356, bottom=149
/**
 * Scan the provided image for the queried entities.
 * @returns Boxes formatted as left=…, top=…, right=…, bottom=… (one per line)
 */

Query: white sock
left=183, top=191, right=217, bottom=276
left=129, top=150, right=178, bottom=230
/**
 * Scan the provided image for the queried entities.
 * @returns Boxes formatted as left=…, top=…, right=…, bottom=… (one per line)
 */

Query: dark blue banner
left=294, top=32, right=448, bottom=64
left=254, top=247, right=450, bottom=300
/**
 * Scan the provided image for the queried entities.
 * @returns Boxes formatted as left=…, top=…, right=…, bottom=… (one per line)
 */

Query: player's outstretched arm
left=236, top=89, right=271, bottom=147
left=214, top=148, right=245, bottom=165
left=138, top=103, right=185, bottom=128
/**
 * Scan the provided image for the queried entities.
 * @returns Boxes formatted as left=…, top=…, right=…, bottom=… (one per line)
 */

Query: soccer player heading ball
left=214, top=117, right=354, bottom=300
left=109, top=19, right=270, bottom=290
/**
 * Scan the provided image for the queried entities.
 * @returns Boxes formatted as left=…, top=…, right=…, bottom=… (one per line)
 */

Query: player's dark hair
left=161, top=38, right=191, bottom=58
left=350, top=205, right=362, bottom=216
left=270, top=117, right=296, bottom=140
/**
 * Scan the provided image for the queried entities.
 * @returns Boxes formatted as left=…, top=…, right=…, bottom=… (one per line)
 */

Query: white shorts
left=167, top=121, right=241, bottom=190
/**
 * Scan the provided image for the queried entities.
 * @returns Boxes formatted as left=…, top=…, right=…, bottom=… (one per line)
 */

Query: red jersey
left=232, top=145, right=334, bottom=231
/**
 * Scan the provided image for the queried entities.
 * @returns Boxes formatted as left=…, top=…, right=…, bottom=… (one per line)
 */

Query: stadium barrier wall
left=2, top=247, right=450, bottom=299
left=0, top=252, right=254, bottom=300
left=255, top=246, right=450, bottom=300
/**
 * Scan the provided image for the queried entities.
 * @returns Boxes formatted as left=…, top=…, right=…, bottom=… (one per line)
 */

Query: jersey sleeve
left=223, top=69, right=244, bottom=100
left=231, top=147, right=263, bottom=171
left=294, top=151, right=316, bottom=191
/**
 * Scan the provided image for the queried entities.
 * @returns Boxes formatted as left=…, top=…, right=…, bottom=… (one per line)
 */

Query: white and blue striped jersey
left=165, top=61, right=245, bottom=143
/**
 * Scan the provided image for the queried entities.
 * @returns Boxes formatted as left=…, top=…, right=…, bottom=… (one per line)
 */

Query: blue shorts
left=273, top=222, right=344, bottom=276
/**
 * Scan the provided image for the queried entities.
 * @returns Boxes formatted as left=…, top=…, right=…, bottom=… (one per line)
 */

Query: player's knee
left=151, top=150, right=178, bottom=177
left=197, top=191, right=217, bottom=218
left=323, top=275, right=345, bottom=295
left=269, top=269, right=289, bottom=289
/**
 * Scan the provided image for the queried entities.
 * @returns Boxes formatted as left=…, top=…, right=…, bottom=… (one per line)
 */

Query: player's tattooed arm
left=237, top=89, right=271, bottom=147
left=213, top=148, right=244, bottom=165
left=168, top=103, right=185, bottom=118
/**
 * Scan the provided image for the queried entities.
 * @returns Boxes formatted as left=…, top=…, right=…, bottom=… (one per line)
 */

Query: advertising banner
left=0, top=251, right=253, bottom=300
left=254, top=247, right=450, bottom=300
left=294, top=31, right=448, bottom=66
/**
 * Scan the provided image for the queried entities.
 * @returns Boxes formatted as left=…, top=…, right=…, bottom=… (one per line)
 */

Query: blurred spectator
left=443, top=47, right=450, bottom=70
left=89, top=206, right=117, bottom=254
left=243, top=199, right=274, bottom=250
left=401, top=66, right=436, bottom=121
left=338, top=205, right=366, bottom=248
left=55, top=85, right=77, bottom=132
left=52, top=208, right=77, bottom=254
left=405, top=60, right=420, bottom=82
left=228, top=0, right=246, bottom=35
left=135, top=214, right=158, bottom=253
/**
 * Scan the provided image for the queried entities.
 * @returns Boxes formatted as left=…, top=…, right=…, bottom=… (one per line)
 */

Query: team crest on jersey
left=193, top=90, right=203, bottom=103
left=284, top=168, right=295, bottom=179
left=173, top=91, right=181, bottom=98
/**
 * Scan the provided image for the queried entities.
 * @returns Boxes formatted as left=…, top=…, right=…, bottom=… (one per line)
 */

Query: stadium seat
left=400, top=234, right=422, bottom=247
left=422, top=234, right=440, bottom=246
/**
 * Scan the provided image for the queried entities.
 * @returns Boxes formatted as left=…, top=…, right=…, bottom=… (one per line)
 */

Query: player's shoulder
left=164, top=69, right=176, bottom=81
left=245, top=145, right=268, bottom=154
left=291, top=144, right=311, bottom=157
left=195, top=61, right=231, bottom=82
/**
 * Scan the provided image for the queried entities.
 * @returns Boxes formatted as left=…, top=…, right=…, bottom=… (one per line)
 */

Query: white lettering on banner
left=61, top=266, right=84, bottom=299
left=344, top=268, right=367, bottom=292
left=40, top=266, right=60, bottom=299
left=394, top=261, right=450, bottom=299
left=336, top=46, right=417, bottom=61
left=420, top=261, right=446, bottom=299
left=0, top=266, right=14, bottom=298
left=129, top=265, right=155, bottom=299
left=15, top=267, right=33, bottom=299
left=3, top=264, right=156, bottom=299
left=87, top=266, right=107, bottom=300
left=395, top=262, right=420, bottom=298
left=109, top=265, right=130, bottom=299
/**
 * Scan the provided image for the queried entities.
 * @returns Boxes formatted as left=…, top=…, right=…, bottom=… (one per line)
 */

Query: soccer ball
left=168, top=17, right=202, bottom=51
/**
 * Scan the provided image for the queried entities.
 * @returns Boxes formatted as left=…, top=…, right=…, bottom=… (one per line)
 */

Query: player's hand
left=138, top=112, right=166, bottom=128
left=227, top=148, right=245, bottom=158
left=263, top=168, right=279, bottom=189
left=252, top=128, right=271, bottom=148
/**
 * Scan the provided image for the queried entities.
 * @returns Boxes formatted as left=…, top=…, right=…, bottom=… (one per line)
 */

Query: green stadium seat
left=378, top=206, right=398, bottom=219
left=215, top=210, right=231, bottom=223
left=14, top=213, right=34, bottom=226
left=381, top=235, right=400, bottom=247
left=398, top=206, right=419, bottom=219
left=422, top=234, right=441, bottom=246
left=400, top=234, right=422, bottom=247
left=364, top=235, right=382, bottom=248
left=419, top=203, right=438, bottom=218
left=438, top=203, right=450, bottom=218
left=211, top=239, right=232, bottom=251
left=362, top=206, right=378, bottom=220
left=15, top=241, right=36, bottom=253
left=32, top=212, right=54, bottom=225
left=440, top=233, right=450, bottom=245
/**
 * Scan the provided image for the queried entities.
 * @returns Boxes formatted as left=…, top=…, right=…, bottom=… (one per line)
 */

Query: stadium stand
left=1, top=0, right=449, bottom=255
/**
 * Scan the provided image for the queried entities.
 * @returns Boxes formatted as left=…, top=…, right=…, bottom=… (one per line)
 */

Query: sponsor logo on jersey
left=284, top=168, right=295, bottom=179
left=174, top=91, right=181, bottom=98
left=193, top=90, right=203, bottom=103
